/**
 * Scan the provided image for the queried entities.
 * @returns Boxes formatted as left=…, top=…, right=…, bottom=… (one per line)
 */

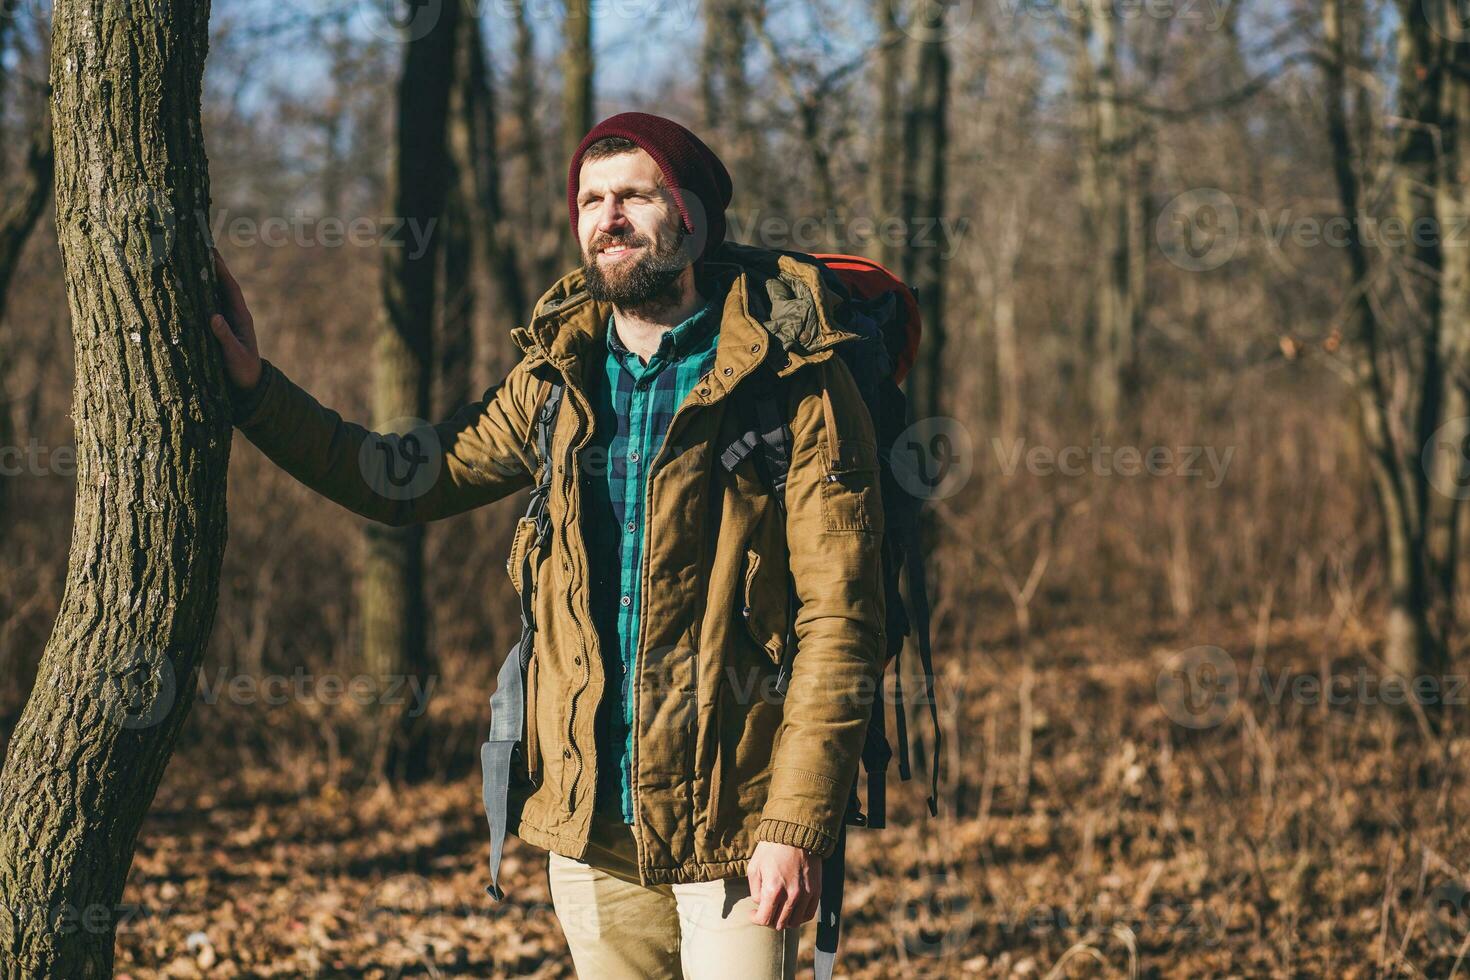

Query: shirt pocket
left=819, top=440, right=882, bottom=533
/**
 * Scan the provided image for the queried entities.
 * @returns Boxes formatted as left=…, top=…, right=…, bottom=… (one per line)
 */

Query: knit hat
left=567, top=112, right=733, bottom=262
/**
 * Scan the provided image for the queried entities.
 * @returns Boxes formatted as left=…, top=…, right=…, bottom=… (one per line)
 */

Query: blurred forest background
left=4, top=0, right=1470, bottom=976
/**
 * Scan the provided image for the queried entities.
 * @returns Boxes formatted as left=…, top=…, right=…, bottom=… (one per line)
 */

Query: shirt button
left=621, top=595, right=632, bottom=607
left=626, top=521, right=636, bottom=532
left=722, top=367, right=733, bottom=376
left=629, top=450, right=640, bottom=462
left=698, top=387, right=709, bottom=396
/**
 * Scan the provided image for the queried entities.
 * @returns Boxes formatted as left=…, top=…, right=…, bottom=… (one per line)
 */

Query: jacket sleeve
left=228, top=356, right=541, bottom=526
left=754, top=355, right=886, bottom=858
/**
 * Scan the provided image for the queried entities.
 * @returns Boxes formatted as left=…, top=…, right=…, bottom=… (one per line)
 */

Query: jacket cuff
left=755, top=817, right=836, bottom=857
left=229, top=359, right=280, bottom=428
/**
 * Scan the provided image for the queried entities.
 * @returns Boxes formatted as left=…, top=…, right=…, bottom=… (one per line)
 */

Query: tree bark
left=0, top=0, right=229, bottom=972
left=362, top=0, right=459, bottom=778
left=900, top=0, right=949, bottom=422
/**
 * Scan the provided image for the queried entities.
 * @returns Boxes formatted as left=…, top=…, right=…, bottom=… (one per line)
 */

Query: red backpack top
left=812, top=253, right=923, bottom=383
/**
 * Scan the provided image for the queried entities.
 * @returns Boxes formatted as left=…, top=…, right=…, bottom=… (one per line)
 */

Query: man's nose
left=597, top=199, right=629, bottom=233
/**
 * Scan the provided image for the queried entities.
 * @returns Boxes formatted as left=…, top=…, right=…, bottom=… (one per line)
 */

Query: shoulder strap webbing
left=482, top=379, right=564, bottom=901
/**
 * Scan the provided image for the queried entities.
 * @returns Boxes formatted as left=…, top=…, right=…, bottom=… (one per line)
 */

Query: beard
left=581, top=221, right=692, bottom=313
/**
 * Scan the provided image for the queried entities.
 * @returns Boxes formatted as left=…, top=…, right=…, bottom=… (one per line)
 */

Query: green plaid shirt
left=581, top=296, right=722, bottom=823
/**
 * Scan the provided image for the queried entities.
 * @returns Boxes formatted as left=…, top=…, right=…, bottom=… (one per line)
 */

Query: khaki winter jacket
left=231, top=242, right=886, bottom=884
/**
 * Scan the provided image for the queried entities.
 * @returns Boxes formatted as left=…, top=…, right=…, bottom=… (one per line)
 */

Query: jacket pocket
left=819, top=440, right=881, bottom=532
left=506, top=515, right=539, bottom=599
left=741, top=548, right=789, bottom=665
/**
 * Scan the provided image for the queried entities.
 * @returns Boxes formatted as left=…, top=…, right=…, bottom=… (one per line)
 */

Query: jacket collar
left=510, top=243, right=861, bottom=403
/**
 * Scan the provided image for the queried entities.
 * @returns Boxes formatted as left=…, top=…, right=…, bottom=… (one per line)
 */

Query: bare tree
left=511, top=0, right=557, bottom=282
left=900, top=0, right=950, bottom=422
left=702, top=0, right=763, bottom=195
left=1421, top=4, right=1470, bottom=667
left=1319, top=0, right=1470, bottom=677
left=0, top=0, right=53, bottom=522
left=561, top=0, right=593, bottom=268
left=447, top=8, right=526, bottom=395
left=362, top=0, right=460, bottom=777
left=0, top=0, right=229, bottom=971
left=870, top=0, right=903, bottom=269
left=1072, top=0, right=1139, bottom=427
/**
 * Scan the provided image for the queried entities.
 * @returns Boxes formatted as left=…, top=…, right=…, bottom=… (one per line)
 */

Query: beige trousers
left=547, top=813, right=799, bottom=979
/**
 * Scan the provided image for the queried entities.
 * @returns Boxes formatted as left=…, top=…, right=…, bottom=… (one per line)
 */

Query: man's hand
left=747, top=840, right=821, bottom=929
left=209, top=249, right=262, bottom=391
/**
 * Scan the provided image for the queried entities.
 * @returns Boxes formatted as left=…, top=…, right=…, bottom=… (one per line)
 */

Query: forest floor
left=111, top=608, right=1470, bottom=979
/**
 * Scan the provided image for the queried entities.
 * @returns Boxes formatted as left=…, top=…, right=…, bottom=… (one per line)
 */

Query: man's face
left=576, top=148, right=691, bottom=307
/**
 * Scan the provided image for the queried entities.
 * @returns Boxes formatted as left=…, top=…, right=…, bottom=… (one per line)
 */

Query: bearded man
left=210, top=112, right=885, bottom=979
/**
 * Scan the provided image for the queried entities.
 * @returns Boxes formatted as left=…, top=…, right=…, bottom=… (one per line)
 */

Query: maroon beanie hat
left=567, top=111, right=734, bottom=261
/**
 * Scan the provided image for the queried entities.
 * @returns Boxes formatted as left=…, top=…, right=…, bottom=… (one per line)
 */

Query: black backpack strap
left=814, top=812, right=850, bottom=980
left=482, top=378, right=563, bottom=900
left=718, top=365, right=800, bottom=695
left=904, top=531, right=941, bottom=817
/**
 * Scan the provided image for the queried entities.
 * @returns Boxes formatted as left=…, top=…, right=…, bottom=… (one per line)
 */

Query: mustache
left=588, top=231, right=653, bottom=253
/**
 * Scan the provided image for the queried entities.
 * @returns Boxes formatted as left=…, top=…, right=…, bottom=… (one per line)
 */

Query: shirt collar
left=607, top=289, right=721, bottom=362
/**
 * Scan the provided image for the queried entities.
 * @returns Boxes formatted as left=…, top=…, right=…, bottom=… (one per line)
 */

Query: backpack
left=480, top=252, right=939, bottom=980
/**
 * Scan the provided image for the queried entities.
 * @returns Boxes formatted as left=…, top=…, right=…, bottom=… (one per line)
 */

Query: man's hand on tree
left=209, top=248, right=262, bottom=391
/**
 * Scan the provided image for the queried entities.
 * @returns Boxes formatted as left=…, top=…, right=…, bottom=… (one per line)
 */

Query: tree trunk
left=362, top=0, right=459, bottom=779
left=438, top=177, right=475, bottom=416
left=513, top=0, right=554, bottom=283
left=1423, top=13, right=1469, bottom=671
left=871, top=0, right=903, bottom=270
left=452, top=10, right=526, bottom=391
left=0, top=0, right=229, bottom=972
left=702, top=0, right=760, bottom=197
left=992, top=195, right=1025, bottom=444
left=561, top=0, right=594, bottom=268
left=900, top=0, right=949, bottom=423
left=0, top=119, right=53, bottom=524
left=1085, top=0, right=1131, bottom=427
left=1324, top=0, right=1433, bottom=677
left=0, top=123, right=52, bottom=326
